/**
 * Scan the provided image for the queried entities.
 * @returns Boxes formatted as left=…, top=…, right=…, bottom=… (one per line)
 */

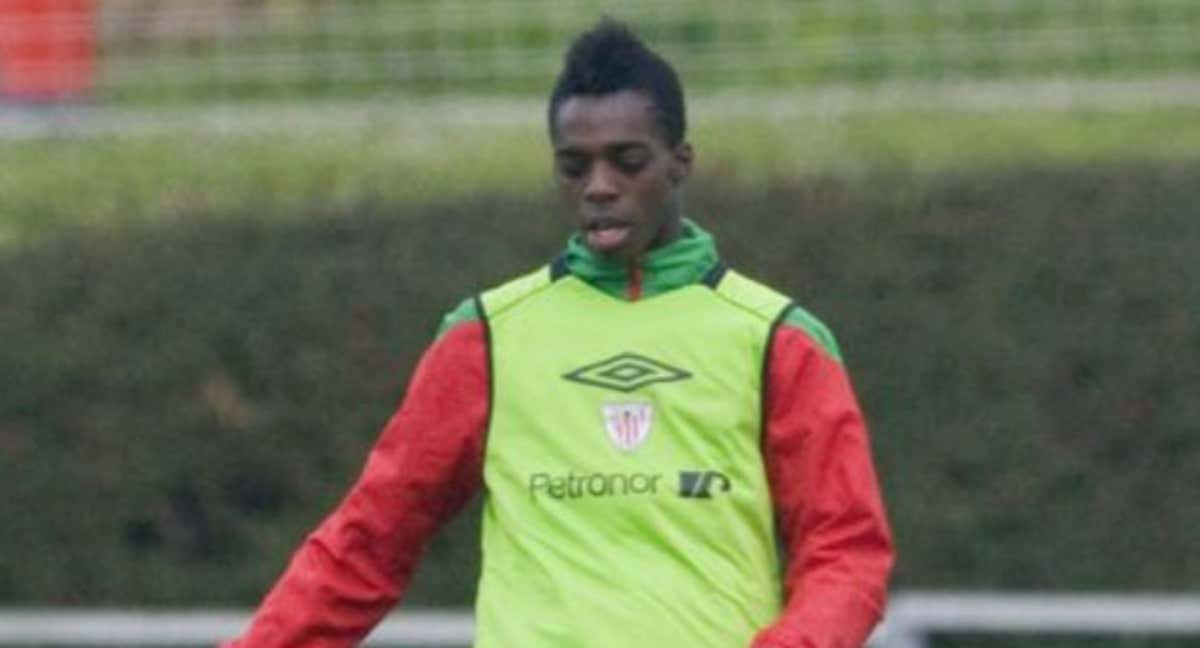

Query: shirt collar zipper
left=627, top=264, right=644, bottom=302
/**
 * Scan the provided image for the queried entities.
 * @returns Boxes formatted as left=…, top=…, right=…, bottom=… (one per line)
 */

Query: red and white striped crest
left=602, top=402, right=653, bottom=452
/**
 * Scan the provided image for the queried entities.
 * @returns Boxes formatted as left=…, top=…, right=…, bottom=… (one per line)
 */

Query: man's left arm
left=751, top=319, right=895, bottom=648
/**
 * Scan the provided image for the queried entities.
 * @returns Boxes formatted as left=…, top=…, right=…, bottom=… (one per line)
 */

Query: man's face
left=551, top=90, right=692, bottom=263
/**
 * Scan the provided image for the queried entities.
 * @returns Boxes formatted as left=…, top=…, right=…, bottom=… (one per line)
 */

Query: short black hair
left=548, top=19, right=686, bottom=146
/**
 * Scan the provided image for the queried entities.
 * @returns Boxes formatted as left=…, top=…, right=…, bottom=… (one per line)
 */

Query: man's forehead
left=553, top=90, right=663, bottom=145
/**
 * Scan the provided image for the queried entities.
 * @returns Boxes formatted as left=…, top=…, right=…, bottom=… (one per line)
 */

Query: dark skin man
left=223, top=22, right=892, bottom=648
left=553, top=89, right=694, bottom=263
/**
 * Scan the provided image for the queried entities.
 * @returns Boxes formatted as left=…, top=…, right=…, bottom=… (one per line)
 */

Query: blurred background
left=1, top=1, right=1198, bottom=646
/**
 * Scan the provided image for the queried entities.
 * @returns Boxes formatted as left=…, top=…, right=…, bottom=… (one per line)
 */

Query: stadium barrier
left=2, top=592, right=1199, bottom=647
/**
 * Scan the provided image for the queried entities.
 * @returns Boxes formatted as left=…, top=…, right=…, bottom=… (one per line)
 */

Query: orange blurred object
left=0, top=0, right=94, bottom=101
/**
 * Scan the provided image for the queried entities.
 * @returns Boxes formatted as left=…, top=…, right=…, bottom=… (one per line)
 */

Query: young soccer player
left=224, top=19, right=893, bottom=648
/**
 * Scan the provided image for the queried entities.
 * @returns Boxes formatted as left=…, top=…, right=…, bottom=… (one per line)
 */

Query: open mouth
left=584, top=220, right=634, bottom=252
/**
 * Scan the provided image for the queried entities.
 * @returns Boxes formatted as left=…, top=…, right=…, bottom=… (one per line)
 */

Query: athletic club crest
left=603, top=402, right=653, bottom=452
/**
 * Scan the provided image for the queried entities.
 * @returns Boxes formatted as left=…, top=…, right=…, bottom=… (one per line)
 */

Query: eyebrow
left=554, top=140, right=651, bottom=156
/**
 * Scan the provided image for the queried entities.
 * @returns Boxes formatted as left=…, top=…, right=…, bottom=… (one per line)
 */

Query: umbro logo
left=562, top=352, right=692, bottom=393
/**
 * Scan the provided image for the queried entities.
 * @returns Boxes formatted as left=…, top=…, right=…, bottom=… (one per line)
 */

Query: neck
left=617, top=214, right=683, bottom=267
left=561, top=217, right=720, bottom=301
left=650, top=214, right=684, bottom=252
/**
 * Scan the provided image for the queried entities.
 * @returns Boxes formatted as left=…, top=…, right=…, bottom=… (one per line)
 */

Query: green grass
left=694, top=108, right=1200, bottom=182
left=93, top=0, right=1200, bottom=103
left=3, top=107, right=1200, bottom=243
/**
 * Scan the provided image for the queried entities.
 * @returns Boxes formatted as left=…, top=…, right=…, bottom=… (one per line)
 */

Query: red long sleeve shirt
left=222, top=313, right=893, bottom=647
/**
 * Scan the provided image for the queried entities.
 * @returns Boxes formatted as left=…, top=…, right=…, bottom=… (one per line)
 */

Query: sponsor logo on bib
left=679, top=470, right=731, bottom=498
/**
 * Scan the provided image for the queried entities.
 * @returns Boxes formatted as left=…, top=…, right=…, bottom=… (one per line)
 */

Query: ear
left=669, top=142, right=694, bottom=185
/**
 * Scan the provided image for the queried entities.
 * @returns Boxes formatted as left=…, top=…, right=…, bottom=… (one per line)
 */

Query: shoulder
left=435, top=265, right=554, bottom=339
left=776, top=302, right=843, bottom=364
left=478, top=264, right=556, bottom=318
left=435, top=296, right=483, bottom=340
left=714, top=269, right=843, bottom=363
left=709, top=268, right=791, bottom=323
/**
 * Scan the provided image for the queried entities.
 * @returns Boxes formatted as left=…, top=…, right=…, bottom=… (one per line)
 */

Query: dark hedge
left=2, top=162, right=1197, bottom=607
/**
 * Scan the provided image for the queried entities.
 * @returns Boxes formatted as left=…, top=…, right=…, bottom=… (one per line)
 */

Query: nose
left=583, top=162, right=619, bottom=204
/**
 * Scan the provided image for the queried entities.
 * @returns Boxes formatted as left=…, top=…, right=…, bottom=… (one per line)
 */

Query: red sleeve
left=220, top=321, right=489, bottom=648
left=751, top=325, right=895, bottom=648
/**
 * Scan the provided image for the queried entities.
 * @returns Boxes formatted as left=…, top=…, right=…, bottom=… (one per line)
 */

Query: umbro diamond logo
left=562, top=353, right=692, bottom=393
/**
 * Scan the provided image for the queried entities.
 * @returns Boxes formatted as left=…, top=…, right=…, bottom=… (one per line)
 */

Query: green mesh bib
left=472, top=266, right=792, bottom=648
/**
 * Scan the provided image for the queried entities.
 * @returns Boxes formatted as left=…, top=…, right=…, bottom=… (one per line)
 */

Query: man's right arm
left=220, top=310, right=489, bottom=647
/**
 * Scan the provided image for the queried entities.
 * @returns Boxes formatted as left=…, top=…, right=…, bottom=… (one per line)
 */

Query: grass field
left=95, top=0, right=1200, bottom=103
left=4, top=104, right=1200, bottom=243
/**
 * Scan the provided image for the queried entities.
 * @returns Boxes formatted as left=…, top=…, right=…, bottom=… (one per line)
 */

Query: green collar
left=557, top=219, right=723, bottom=301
